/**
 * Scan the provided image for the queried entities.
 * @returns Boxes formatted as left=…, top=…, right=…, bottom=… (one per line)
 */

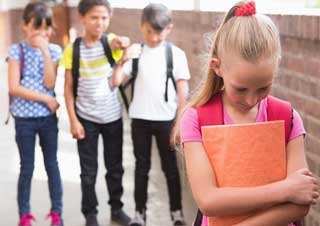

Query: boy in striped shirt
left=60, top=0, right=135, bottom=225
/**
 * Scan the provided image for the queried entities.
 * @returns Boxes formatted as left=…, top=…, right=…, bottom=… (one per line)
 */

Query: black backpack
left=123, top=42, right=176, bottom=102
left=72, top=34, right=129, bottom=111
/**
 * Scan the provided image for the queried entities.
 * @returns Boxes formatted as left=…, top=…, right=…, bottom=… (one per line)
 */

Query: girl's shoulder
left=180, top=107, right=203, bottom=143
left=8, top=43, right=23, bottom=60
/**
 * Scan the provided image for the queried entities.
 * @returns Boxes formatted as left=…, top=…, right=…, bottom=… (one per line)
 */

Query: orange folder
left=201, top=121, right=287, bottom=226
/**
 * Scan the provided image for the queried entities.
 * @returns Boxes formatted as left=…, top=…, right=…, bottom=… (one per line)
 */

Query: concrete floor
left=0, top=64, right=197, bottom=226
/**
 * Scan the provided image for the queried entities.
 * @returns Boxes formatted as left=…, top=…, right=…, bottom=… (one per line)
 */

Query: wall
left=69, top=8, right=320, bottom=224
left=1, top=6, right=320, bottom=224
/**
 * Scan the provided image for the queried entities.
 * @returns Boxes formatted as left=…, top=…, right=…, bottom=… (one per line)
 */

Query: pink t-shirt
left=180, top=98, right=305, bottom=143
left=180, top=98, right=305, bottom=226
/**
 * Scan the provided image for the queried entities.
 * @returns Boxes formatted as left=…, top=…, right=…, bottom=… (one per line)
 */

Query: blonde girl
left=177, top=1, right=319, bottom=225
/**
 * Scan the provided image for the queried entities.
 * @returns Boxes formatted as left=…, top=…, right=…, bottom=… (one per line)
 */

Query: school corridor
left=0, top=62, right=197, bottom=226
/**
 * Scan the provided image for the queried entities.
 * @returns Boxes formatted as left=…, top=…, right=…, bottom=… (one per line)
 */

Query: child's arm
left=8, top=58, right=59, bottom=112
left=184, top=139, right=317, bottom=217
left=170, top=79, right=189, bottom=144
left=29, top=35, right=58, bottom=89
left=232, top=135, right=318, bottom=225
left=111, top=43, right=141, bottom=88
left=176, top=79, right=189, bottom=113
left=64, top=69, right=85, bottom=139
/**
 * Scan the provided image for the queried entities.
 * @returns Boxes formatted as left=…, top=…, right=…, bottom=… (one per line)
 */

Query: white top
left=123, top=42, right=190, bottom=121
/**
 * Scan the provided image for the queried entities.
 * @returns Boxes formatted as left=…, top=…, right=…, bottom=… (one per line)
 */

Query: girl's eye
left=258, top=87, right=269, bottom=92
left=236, top=88, right=247, bottom=93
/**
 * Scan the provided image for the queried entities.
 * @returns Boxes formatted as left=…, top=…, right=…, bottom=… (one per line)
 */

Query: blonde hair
left=171, top=1, right=281, bottom=146
left=191, top=0, right=281, bottom=107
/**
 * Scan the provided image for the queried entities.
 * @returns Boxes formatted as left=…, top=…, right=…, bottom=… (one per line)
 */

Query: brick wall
left=1, top=6, right=320, bottom=224
left=72, top=8, right=320, bottom=224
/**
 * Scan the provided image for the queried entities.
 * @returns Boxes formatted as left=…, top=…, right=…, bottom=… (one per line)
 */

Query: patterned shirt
left=8, top=41, right=62, bottom=118
left=59, top=34, right=123, bottom=124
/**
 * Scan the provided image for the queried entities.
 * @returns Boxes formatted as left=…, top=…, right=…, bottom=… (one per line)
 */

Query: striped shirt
left=60, top=35, right=123, bottom=123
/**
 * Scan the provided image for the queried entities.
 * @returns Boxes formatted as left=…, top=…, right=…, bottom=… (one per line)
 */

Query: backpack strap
left=71, top=37, right=81, bottom=99
left=267, top=96, right=293, bottom=145
left=100, top=34, right=129, bottom=112
left=19, top=43, right=25, bottom=78
left=5, top=43, right=25, bottom=125
left=125, top=42, right=175, bottom=103
left=123, top=45, right=141, bottom=101
left=197, top=93, right=224, bottom=127
left=164, top=42, right=176, bottom=102
left=100, top=34, right=115, bottom=66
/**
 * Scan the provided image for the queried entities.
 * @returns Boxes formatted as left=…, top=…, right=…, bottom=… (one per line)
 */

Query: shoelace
left=46, top=212, right=61, bottom=225
left=19, top=214, right=36, bottom=226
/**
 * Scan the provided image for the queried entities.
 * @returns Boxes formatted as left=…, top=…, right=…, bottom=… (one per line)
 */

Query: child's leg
left=14, top=117, right=37, bottom=216
left=77, top=117, right=100, bottom=216
left=154, top=120, right=182, bottom=211
left=101, top=118, right=124, bottom=211
left=38, top=114, right=62, bottom=215
left=131, top=119, right=153, bottom=213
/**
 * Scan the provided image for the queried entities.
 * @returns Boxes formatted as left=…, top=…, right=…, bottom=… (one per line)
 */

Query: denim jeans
left=14, top=114, right=63, bottom=216
left=131, top=119, right=182, bottom=212
left=77, top=117, right=124, bottom=216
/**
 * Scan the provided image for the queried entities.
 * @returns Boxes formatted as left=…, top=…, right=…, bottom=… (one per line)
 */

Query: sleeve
left=59, top=44, right=73, bottom=70
left=49, top=44, right=62, bottom=62
left=173, top=46, right=191, bottom=81
left=289, top=109, right=306, bottom=140
left=180, top=107, right=203, bottom=143
left=8, top=44, right=21, bottom=62
left=107, top=33, right=124, bottom=62
left=122, top=59, right=133, bottom=77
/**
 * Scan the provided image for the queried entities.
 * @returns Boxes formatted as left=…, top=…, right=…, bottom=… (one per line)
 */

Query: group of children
left=7, top=0, right=319, bottom=226
left=8, top=0, right=188, bottom=226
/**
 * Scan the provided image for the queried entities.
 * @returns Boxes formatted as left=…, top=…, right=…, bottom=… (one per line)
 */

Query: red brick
left=304, top=59, right=320, bottom=79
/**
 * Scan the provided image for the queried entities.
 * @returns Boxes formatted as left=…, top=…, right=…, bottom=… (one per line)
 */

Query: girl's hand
left=29, top=34, right=49, bottom=54
left=70, top=120, right=85, bottom=140
left=285, top=168, right=319, bottom=205
left=111, top=36, right=130, bottom=50
left=44, top=96, right=59, bottom=113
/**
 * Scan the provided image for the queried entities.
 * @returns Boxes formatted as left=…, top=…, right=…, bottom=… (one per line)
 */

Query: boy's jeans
left=77, top=117, right=124, bottom=216
left=15, top=115, right=63, bottom=216
left=131, top=119, right=182, bottom=213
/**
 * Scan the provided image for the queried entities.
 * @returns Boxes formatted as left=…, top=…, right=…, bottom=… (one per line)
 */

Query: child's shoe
left=128, top=211, right=146, bottom=226
left=18, top=213, right=36, bottom=226
left=171, top=210, right=186, bottom=226
left=111, top=209, right=131, bottom=226
left=46, top=212, right=63, bottom=226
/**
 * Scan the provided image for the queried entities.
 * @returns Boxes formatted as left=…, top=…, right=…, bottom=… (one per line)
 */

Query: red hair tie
left=235, top=1, right=256, bottom=16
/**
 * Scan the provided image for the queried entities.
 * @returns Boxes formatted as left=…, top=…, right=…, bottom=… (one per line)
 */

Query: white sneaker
left=129, top=211, right=145, bottom=226
left=171, top=210, right=186, bottom=226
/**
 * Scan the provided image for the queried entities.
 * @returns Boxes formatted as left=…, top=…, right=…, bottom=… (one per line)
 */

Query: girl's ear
left=210, top=57, right=222, bottom=77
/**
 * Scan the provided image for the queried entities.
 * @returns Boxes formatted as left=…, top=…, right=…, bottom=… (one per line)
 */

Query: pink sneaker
left=46, top=212, right=63, bottom=226
left=18, top=213, right=35, bottom=226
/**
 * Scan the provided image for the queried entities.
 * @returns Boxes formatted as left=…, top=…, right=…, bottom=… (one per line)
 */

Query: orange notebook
left=201, top=120, right=287, bottom=226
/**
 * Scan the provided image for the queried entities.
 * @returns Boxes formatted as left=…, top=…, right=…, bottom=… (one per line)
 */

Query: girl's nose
left=245, top=95, right=259, bottom=107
